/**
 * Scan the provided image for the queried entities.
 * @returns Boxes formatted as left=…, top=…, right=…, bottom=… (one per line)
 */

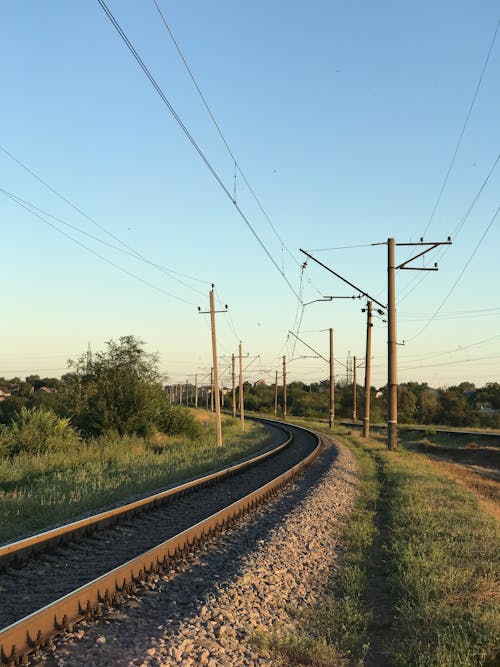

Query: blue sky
left=1, top=1, right=499, bottom=389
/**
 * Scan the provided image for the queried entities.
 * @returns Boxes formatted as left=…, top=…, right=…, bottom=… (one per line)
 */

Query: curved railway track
left=0, top=418, right=322, bottom=666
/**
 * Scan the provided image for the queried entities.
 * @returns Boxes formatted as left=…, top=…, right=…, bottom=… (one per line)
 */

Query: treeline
left=0, top=336, right=200, bottom=457
left=224, top=379, right=500, bottom=429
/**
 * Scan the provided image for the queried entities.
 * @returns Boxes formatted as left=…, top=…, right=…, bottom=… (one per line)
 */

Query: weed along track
left=0, top=419, right=321, bottom=666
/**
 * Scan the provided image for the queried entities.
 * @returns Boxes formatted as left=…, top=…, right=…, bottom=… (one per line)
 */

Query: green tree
left=65, top=336, right=167, bottom=437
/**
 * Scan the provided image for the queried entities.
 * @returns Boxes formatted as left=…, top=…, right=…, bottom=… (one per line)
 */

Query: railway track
left=0, top=418, right=321, bottom=666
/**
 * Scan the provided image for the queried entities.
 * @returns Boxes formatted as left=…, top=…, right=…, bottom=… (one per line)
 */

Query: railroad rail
left=0, top=419, right=322, bottom=666
left=340, top=420, right=500, bottom=440
left=0, top=417, right=289, bottom=569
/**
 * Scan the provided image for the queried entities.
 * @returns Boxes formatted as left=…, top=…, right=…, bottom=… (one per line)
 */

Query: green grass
left=0, top=410, right=270, bottom=544
left=265, top=417, right=499, bottom=666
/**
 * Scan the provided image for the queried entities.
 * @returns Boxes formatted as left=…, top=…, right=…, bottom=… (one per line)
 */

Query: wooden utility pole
left=210, top=367, right=214, bottom=412
left=353, top=356, right=357, bottom=421
left=282, top=355, right=287, bottom=419
left=387, top=238, right=397, bottom=450
left=274, top=369, right=278, bottom=416
left=329, top=328, right=334, bottom=429
left=195, top=373, right=198, bottom=408
left=209, top=289, right=223, bottom=447
left=232, top=354, right=237, bottom=418
left=239, top=341, right=245, bottom=430
left=362, top=301, right=372, bottom=438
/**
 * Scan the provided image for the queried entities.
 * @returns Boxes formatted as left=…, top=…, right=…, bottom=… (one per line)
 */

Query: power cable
left=397, top=152, right=499, bottom=305
left=406, top=205, right=499, bottom=341
left=151, top=0, right=322, bottom=299
left=0, top=144, right=206, bottom=287
left=1, top=187, right=207, bottom=297
left=5, top=190, right=198, bottom=306
left=421, top=17, right=500, bottom=238
left=97, top=0, right=301, bottom=301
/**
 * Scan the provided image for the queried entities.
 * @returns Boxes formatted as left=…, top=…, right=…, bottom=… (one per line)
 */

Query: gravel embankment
left=35, top=435, right=357, bottom=667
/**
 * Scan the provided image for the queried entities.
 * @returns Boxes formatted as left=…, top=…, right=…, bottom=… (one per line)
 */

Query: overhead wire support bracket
left=395, top=238, right=452, bottom=271
left=299, top=248, right=386, bottom=309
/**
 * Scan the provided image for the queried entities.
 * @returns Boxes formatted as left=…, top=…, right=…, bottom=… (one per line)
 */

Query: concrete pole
left=209, top=289, right=223, bottom=447
left=329, top=328, right=334, bottom=429
left=185, top=380, right=189, bottom=406
left=387, top=237, right=398, bottom=450
left=362, top=301, right=372, bottom=438
left=210, top=367, right=214, bottom=412
left=195, top=373, right=198, bottom=408
left=274, top=369, right=278, bottom=416
left=231, top=354, right=237, bottom=418
left=282, top=355, right=287, bottom=419
left=353, top=356, right=357, bottom=421
left=239, top=341, right=245, bottom=430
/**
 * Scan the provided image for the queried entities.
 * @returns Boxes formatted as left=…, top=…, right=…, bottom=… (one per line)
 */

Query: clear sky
left=1, top=1, right=499, bottom=390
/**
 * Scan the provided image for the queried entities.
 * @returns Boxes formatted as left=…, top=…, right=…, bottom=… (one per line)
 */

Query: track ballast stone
left=34, top=435, right=357, bottom=666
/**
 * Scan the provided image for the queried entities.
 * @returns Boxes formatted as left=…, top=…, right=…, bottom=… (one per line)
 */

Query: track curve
left=0, top=419, right=321, bottom=665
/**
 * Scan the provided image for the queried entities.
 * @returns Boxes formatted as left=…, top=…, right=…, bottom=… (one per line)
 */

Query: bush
left=158, top=403, right=203, bottom=439
left=0, top=407, right=81, bottom=457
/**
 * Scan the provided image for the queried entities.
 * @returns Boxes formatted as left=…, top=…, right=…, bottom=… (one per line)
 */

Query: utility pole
left=198, top=287, right=228, bottom=447
left=386, top=236, right=452, bottom=450
left=231, top=354, right=236, bottom=418
left=353, top=355, right=357, bottom=421
left=274, top=369, right=278, bottom=416
left=282, top=355, right=287, bottom=419
left=239, top=341, right=244, bottom=430
left=362, top=301, right=373, bottom=438
left=387, top=238, right=397, bottom=450
left=195, top=373, right=198, bottom=408
left=210, top=367, right=214, bottom=412
left=329, top=328, right=334, bottom=429
left=209, top=290, right=222, bottom=446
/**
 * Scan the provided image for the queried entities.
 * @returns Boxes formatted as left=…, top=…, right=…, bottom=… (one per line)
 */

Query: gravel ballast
left=35, top=434, right=357, bottom=666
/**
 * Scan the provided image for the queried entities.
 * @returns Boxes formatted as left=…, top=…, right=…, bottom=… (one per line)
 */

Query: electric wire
left=397, top=151, right=500, bottom=305
left=421, top=17, right=500, bottom=238
left=97, top=0, right=301, bottom=301
left=0, top=144, right=207, bottom=287
left=6, top=190, right=198, bottom=306
left=151, top=0, right=323, bottom=299
left=0, top=187, right=207, bottom=297
left=406, top=205, right=500, bottom=341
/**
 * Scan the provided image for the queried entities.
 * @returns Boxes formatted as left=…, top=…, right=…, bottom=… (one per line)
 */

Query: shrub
left=158, top=403, right=203, bottom=439
left=0, top=407, right=81, bottom=457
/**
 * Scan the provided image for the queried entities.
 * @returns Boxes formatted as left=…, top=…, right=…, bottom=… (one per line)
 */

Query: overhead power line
left=5, top=189, right=198, bottom=306
left=1, top=187, right=207, bottom=297
left=0, top=144, right=206, bottom=287
left=397, top=151, right=499, bottom=305
left=151, top=0, right=325, bottom=301
left=421, top=17, right=500, bottom=238
left=407, top=205, right=500, bottom=341
left=97, top=0, right=301, bottom=301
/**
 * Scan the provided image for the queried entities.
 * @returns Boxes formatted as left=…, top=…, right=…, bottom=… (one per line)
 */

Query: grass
left=0, top=410, right=271, bottom=544
left=265, top=417, right=500, bottom=666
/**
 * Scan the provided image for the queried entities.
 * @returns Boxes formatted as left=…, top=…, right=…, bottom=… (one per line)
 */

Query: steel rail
left=0, top=423, right=322, bottom=665
left=0, top=419, right=291, bottom=569
left=340, top=420, right=500, bottom=439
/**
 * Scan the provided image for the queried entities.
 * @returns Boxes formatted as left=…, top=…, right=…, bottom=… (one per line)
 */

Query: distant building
left=0, top=388, right=12, bottom=402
